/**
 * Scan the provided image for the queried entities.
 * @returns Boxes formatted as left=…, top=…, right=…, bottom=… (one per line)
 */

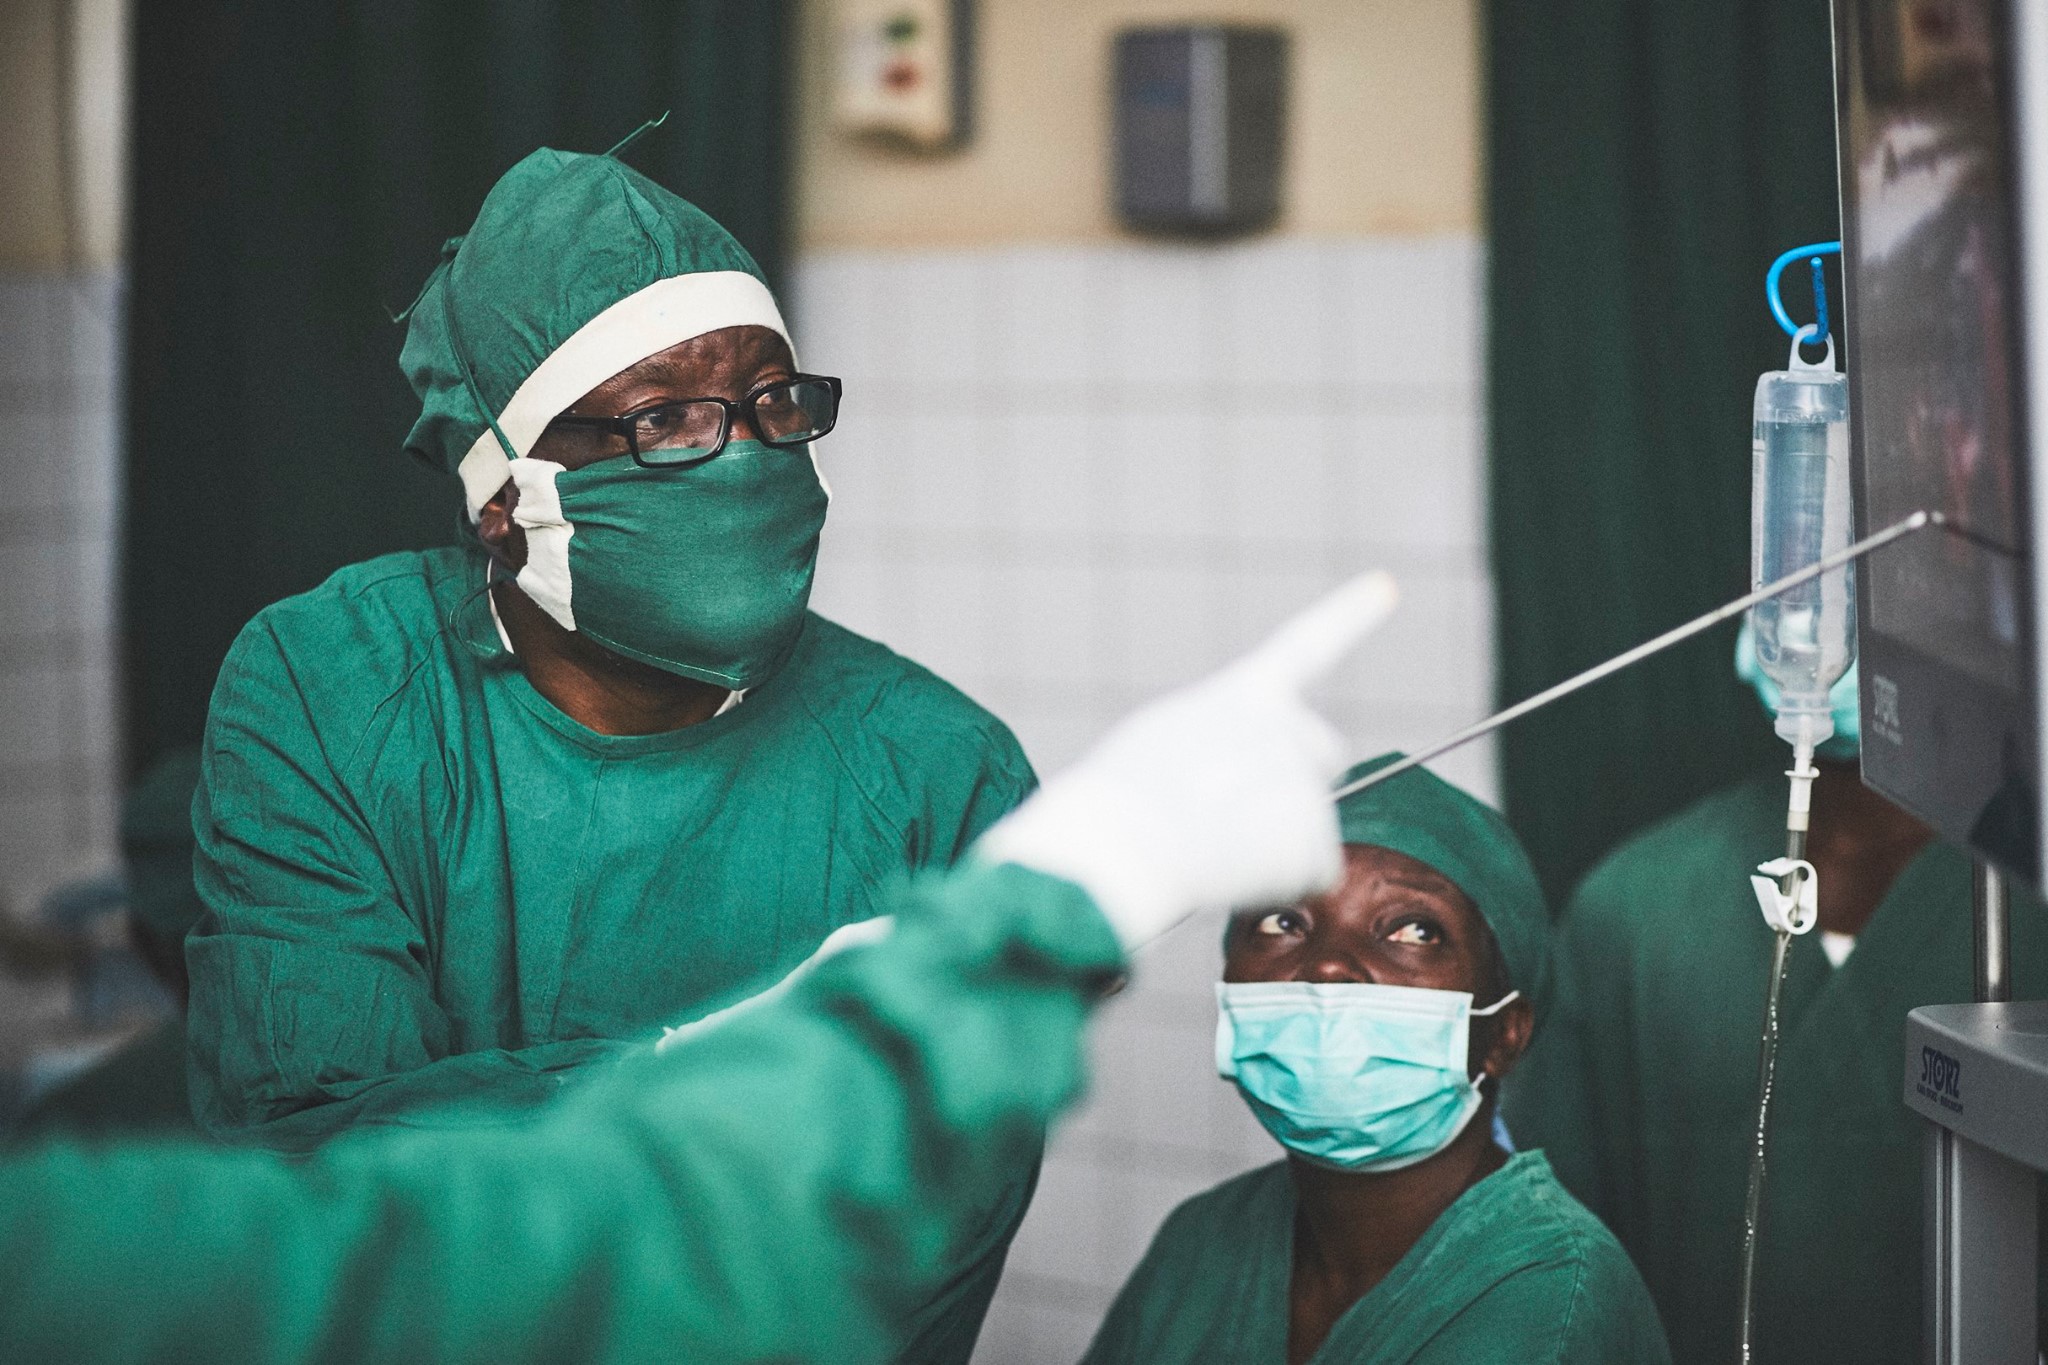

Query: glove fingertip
left=1237, top=570, right=1400, bottom=691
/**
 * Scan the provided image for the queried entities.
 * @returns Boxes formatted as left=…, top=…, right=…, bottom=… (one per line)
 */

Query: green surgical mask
left=508, top=441, right=829, bottom=689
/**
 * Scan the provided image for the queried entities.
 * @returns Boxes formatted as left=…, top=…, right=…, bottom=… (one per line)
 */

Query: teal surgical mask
left=1216, top=980, right=1519, bottom=1173
left=508, top=441, right=830, bottom=689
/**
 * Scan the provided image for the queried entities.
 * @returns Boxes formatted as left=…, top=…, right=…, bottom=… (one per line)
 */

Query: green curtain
left=122, top=1, right=792, bottom=773
left=1486, top=0, right=1842, bottom=899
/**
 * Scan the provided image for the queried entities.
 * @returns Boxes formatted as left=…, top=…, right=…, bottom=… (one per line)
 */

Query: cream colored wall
left=0, top=0, right=67, bottom=269
left=7, top=0, right=1465, bottom=260
left=0, top=0, right=129, bottom=271
left=794, top=0, right=1479, bottom=249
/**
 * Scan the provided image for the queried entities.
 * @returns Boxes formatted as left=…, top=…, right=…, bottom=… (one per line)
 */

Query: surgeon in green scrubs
left=1504, top=635, right=2048, bottom=1365
left=0, top=567, right=1397, bottom=1365
left=18, top=749, right=203, bottom=1139
left=1083, top=756, right=1668, bottom=1365
left=184, top=144, right=1035, bottom=1364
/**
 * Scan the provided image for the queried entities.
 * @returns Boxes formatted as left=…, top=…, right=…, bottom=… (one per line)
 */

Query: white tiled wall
left=789, top=235, right=1493, bottom=1362
left=0, top=271, right=124, bottom=914
left=0, top=270, right=125, bottom=1097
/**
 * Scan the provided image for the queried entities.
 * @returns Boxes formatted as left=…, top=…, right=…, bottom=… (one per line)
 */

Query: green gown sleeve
left=185, top=620, right=626, bottom=1152
left=917, top=709, right=1037, bottom=860
left=0, top=860, right=1122, bottom=1365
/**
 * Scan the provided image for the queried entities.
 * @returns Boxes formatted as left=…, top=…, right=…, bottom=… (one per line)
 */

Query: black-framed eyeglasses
left=537, top=374, right=842, bottom=469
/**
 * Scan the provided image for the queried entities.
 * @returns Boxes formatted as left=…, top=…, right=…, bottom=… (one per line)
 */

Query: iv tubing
left=1736, top=735, right=1818, bottom=1365
left=1331, top=509, right=1940, bottom=803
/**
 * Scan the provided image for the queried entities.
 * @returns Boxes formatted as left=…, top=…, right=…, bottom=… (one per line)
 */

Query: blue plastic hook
left=1766, top=240, right=1842, bottom=342
left=1809, top=257, right=1828, bottom=344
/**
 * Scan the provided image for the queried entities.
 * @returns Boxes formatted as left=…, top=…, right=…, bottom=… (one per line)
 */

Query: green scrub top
left=0, top=861, right=1123, bottom=1365
left=185, top=544, right=1035, bottom=1363
left=1503, top=774, right=2048, bottom=1365
left=15, top=1021, right=194, bottom=1140
left=1080, top=1151, right=1669, bottom=1364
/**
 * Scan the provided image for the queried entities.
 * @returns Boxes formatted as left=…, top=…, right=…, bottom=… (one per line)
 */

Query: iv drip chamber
left=1749, top=329, right=1855, bottom=750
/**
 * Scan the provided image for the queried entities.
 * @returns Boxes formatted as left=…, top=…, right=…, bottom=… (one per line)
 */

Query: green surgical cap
left=121, top=747, right=204, bottom=945
left=399, top=147, right=789, bottom=517
left=1335, top=753, right=1551, bottom=1026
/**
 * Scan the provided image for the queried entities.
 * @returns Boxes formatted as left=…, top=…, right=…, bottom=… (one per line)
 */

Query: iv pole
left=1334, top=509, right=1940, bottom=802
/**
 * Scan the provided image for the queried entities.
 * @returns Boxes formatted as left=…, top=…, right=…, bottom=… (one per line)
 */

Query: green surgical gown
left=0, top=860, right=1121, bottom=1365
left=185, top=545, right=1035, bottom=1362
left=1503, top=774, right=2048, bottom=1365
left=1079, top=1151, right=1670, bottom=1364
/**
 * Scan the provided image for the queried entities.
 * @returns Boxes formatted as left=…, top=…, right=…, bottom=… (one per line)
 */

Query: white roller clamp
left=1751, top=857, right=1819, bottom=936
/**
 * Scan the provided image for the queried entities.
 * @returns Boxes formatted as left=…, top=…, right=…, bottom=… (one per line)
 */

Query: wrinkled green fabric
left=186, top=544, right=1034, bottom=1362
left=0, top=862, right=1121, bottom=1364
left=548, top=440, right=828, bottom=687
left=1081, top=1151, right=1668, bottom=1364
left=1335, top=756, right=1551, bottom=1025
left=1503, top=774, right=2048, bottom=1365
left=15, top=1022, right=194, bottom=1141
left=400, top=147, right=767, bottom=476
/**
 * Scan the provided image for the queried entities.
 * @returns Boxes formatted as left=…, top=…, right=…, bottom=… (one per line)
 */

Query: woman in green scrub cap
left=1082, top=755, right=1669, bottom=1365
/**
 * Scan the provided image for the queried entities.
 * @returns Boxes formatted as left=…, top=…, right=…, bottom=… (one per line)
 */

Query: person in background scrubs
left=1082, top=755, right=1667, bottom=1365
left=1503, top=630, right=2048, bottom=1364
left=0, top=571, right=1394, bottom=1365
left=16, top=749, right=203, bottom=1139
left=184, top=144, right=1036, bottom=1363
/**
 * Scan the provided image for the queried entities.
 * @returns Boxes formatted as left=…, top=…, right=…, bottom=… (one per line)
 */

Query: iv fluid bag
left=1750, top=335, right=1854, bottom=748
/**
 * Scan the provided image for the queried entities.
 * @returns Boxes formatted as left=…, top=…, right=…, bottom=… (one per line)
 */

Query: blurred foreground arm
left=0, top=573, right=1394, bottom=1365
left=3, top=862, right=1110, bottom=1364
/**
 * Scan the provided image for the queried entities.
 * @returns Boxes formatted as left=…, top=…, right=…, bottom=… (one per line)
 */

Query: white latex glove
left=976, top=571, right=1399, bottom=951
left=656, top=915, right=896, bottom=1052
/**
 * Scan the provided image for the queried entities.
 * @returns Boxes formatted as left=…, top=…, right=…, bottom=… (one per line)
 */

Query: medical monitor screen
left=1837, top=0, right=2039, bottom=879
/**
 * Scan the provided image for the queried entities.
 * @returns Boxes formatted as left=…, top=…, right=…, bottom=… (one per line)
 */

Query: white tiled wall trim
left=789, top=235, right=1492, bottom=1362
left=0, top=270, right=125, bottom=1095
left=0, top=271, right=124, bottom=914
